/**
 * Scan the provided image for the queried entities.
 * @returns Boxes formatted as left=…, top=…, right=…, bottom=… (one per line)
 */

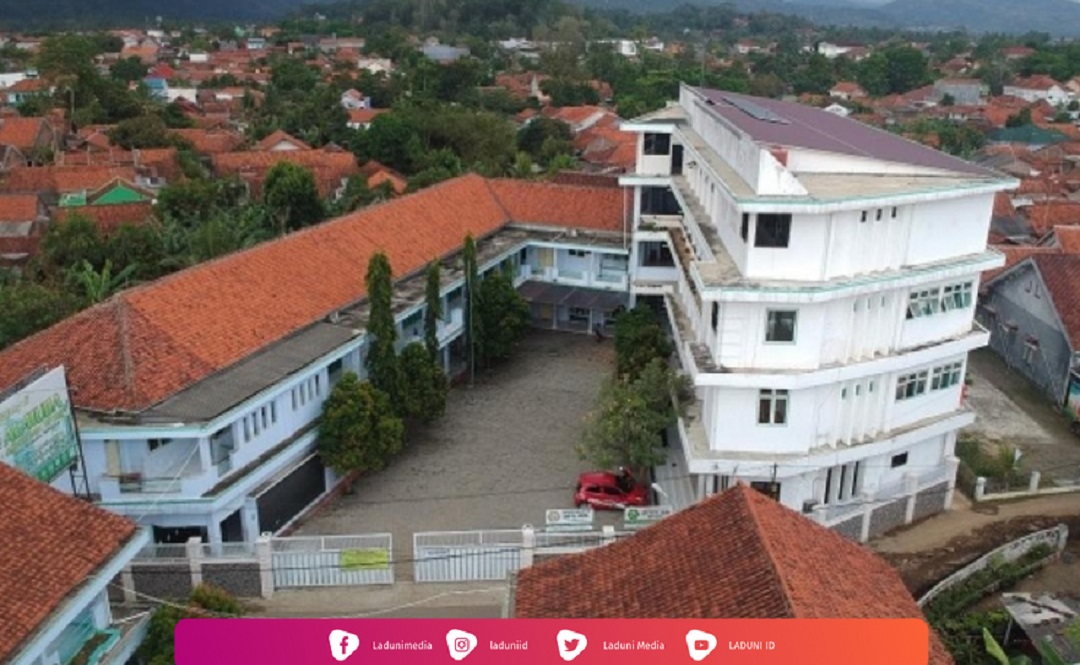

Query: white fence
left=271, top=534, right=394, bottom=588
left=974, top=472, right=1080, bottom=503
left=413, top=526, right=631, bottom=583
left=917, top=524, right=1069, bottom=607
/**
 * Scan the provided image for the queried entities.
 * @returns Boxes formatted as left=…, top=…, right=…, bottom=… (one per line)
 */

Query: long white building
left=620, top=85, right=1015, bottom=538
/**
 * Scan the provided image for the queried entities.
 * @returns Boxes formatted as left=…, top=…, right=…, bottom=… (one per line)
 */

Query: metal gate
left=271, top=534, right=393, bottom=587
left=413, top=530, right=523, bottom=583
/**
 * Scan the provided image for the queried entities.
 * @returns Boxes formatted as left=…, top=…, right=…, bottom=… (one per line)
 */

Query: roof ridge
left=739, top=485, right=800, bottom=618
left=115, top=296, right=138, bottom=409
left=481, top=176, right=514, bottom=223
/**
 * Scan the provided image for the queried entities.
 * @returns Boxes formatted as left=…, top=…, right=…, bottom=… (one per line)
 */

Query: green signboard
left=623, top=505, right=674, bottom=529
left=0, top=367, right=79, bottom=483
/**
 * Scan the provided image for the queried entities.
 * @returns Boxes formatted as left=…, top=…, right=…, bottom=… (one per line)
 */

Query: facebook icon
left=328, top=630, right=360, bottom=662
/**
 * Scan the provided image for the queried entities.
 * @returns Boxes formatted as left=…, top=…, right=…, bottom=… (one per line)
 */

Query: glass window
left=906, top=288, right=941, bottom=319
left=891, top=453, right=908, bottom=468
left=895, top=371, right=929, bottom=401
left=741, top=213, right=750, bottom=242
left=765, top=310, right=797, bottom=342
left=941, top=282, right=973, bottom=311
left=643, top=133, right=671, bottom=155
left=754, top=214, right=791, bottom=248
left=757, top=389, right=789, bottom=425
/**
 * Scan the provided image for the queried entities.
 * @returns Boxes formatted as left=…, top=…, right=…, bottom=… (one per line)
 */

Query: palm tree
left=68, top=259, right=138, bottom=304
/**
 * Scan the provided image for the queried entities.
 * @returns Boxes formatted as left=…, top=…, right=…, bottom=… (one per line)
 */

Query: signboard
left=623, top=505, right=674, bottom=530
left=545, top=508, right=594, bottom=531
left=0, top=367, right=79, bottom=483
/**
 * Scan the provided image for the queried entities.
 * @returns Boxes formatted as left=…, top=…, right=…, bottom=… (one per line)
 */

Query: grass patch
left=956, top=435, right=1023, bottom=486
left=339, top=548, right=390, bottom=570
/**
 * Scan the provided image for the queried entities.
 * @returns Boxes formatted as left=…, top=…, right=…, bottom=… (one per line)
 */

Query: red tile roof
left=0, top=117, right=47, bottom=151
left=211, top=149, right=359, bottom=198
left=55, top=202, right=154, bottom=234
left=347, top=108, right=387, bottom=125
left=1009, top=75, right=1063, bottom=91
left=993, top=192, right=1017, bottom=218
left=984, top=244, right=1060, bottom=282
left=514, top=485, right=952, bottom=665
left=0, top=193, right=41, bottom=221
left=255, top=130, right=311, bottom=151
left=0, top=166, right=139, bottom=195
left=0, top=463, right=137, bottom=663
left=1033, top=254, right=1080, bottom=347
left=1053, top=225, right=1080, bottom=253
left=1024, top=200, right=1080, bottom=236
left=0, top=175, right=626, bottom=412
left=171, top=128, right=245, bottom=155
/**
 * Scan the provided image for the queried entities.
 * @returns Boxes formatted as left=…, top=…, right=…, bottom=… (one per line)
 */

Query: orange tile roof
left=255, top=130, right=311, bottom=151
left=485, top=179, right=629, bottom=233
left=1033, top=254, right=1080, bottom=347
left=0, top=165, right=138, bottom=195
left=0, top=193, right=40, bottom=221
left=0, top=175, right=626, bottom=412
left=1024, top=200, right=1080, bottom=236
left=0, top=117, right=47, bottom=151
left=170, top=128, right=245, bottom=155
left=55, top=202, right=154, bottom=234
left=993, top=192, right=1017, bottom=218
left=1053, top=225, right=1080, bottom=253
left=211, top=149, right=359, bottom=198
left=984, top=244, right=1060, bottom=282
left=347, top=108, right=387, bottom=125
left=0, top=463, right=137, bottom=663
left=514, top=485, right=952, bottom=665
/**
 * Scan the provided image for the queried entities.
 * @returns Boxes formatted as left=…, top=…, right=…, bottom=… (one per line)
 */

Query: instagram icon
left=446, top=629, right=478, bottom=661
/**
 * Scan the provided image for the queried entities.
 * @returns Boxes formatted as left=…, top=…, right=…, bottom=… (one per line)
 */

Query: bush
left=924, top=543, right=1055, bottom=624
left=956, top=435, right=1023, bottom=488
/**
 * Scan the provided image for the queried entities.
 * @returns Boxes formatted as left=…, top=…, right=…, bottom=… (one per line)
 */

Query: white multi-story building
left=620, top=85, right=1015, bottom=537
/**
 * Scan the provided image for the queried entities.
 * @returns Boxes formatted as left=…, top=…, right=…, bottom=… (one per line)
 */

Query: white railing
left=202, top=542, right=256, bottom=559
left=136, top=543, right=190, bottom=560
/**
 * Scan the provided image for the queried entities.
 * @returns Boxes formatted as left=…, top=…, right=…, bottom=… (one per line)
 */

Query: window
left=328, top=358, right=343, bottom=384
left=895, top=371, right=928, bottom=401
left=891, top=206, right=898, bottom=219
left=643, top=132, right=671, bottom=155
left=291, top=389, right=297, bottom=410
left=639, top=241, right=674, bottom=267
left=941, top=282, right=973, bottom=311
left=869, top=381, right=875, bottom=393
left=147, top=438, right=172, bottom=451
left=931, top=362, right=963, bottom=390
left=640, top=186, right=680, bottom=215
left=711, top=302, right=719, bottom=332
left=252, top=414, right=260, bottom=436
left=860, top=210, right=868, bottom=223
left=855, top=384, right=861, bottom=396
left=242, top=418, right=251, bottom=442
left=907, top=288, right=941, bottom=319
left=567, top=249, right=588, bottom=258
left=754, top=214, right=792, bottom=248
left=1022, top=338, right=1039, bottom=364
left=314, top=376, right=321, bottom=396
left=765, top=310, right=797, bottom=342
left=891, top=453, right=908, bottom=468
left=270, top=401, right=277, bottom=424
left=569, top=307, right=590, bottom=323
left=875, top=208, right=883, bottom=221
left=757, top=389, right=789, bottom=425
left=740, top=213, right=750, bottom=242
left=841, top=387, right=847, bottom=399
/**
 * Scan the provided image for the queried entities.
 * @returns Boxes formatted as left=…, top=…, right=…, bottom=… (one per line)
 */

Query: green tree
left=0, top=281, right=80, bottom=350
left=364, top=251, right=402, bottom=407
left=517, top=117, right=572, bottom=161
left=355, top=113, right=424, bottom=174
left=263, top=161, right=325, bottom=233
left=940, top=93, right=956, bottom=107
left=423, top=261, right=442, bottom=361
left=462, top=234, right=479, bottom=384
left=578, top=358, right=689, bottom=479
left=66, top=259, right=137, bottom=304
left=109, top=115, right=173, bottom=149
left=139, top=585, right=244, bottom=665
left=475, top=268, right=529, bottom=367
left=1006, top=107, right=1034, bottom=127
left=37, top=214, right=105, bottom=280
left=318, top=373, right=404, bottom=475
left=399, top=342, right=449, bottom=424
left=613, top=306, right=673, bottom=381
left=110, top=56, right=148, bottom=83
left=883, top=45, right=931, bottom=94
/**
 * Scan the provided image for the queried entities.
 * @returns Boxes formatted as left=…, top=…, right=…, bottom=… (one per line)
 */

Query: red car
left=574, top=469, right=649, bottom=510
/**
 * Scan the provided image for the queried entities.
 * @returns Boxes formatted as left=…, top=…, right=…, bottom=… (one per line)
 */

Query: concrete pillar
left=206, top=515, right=223, bottom=546
left=974, top=477, right=987, bottom=502
left=811, top=503, right=829, bottom=525
left=1028, top=471, right=1041, bottom=493
left=696, top=474, right=708, bottom=501
left=520, top=526, right=535, bottom=569
left=944, top=456, right=960, bottom=509
left=903, top=472, right=919, bottom=525
left=197, top=438, right=212, bottom=474
left=859, top=491, right=874, bottom=543
left=241, top=497, right=261, bottom=542
left=255, top=535, right=274, bottom=599
left=186, top=537, right=203, bottom=588
left=121, top=565, right=137, bottom=604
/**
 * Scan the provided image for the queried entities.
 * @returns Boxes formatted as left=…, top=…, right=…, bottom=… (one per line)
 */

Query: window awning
left=517, top=281, right=628, bottom=313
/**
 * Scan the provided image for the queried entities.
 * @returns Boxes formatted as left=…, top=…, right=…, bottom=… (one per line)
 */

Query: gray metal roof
left=693, top=87, right=998, bottom=179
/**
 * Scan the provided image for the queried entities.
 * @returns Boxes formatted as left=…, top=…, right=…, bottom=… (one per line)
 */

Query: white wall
left=906, top=194, right=994, bottom=265
left=786, top=148, right=961, bottom=177
left=744, top=212, right=829, bottom=280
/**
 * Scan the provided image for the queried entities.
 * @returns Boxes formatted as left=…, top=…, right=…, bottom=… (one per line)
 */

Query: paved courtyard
left=291, top=330, right=618, bottom=579
left=964, top=349, right=1080, bottom=486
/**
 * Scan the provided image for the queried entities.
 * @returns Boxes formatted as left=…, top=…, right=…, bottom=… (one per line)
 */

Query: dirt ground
left=872, top=492, right=1080, bottom=597
left=964, top=349, right=1080, bottom=486
left=289, top=330, right=619, bottom=580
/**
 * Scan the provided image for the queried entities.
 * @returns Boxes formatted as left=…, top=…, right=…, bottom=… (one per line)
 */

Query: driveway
left=291, top=330, right=618, bottom=579
left=964, top=349, right=1080, bottom=486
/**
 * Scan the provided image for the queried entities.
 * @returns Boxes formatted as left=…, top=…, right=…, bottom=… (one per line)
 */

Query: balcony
left=99, top=440, right=214, bottom=500
left=438, top=306, right=465, bottom=342
left=519, top=264, right=629, bottom=291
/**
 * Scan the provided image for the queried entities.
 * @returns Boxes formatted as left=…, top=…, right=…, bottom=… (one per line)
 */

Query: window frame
left=643, top=132, right=671, bottom=156
left=757, top=389, right=789, bottom=426
left=754, top=213, right=792, bottom=248
left=890, top=452, right=908, bottom=468
left=764, top=309, right=798, bottom=343
left=895, top=370, right=929, bottom=401
left=907, top=288, right=941, bottom=319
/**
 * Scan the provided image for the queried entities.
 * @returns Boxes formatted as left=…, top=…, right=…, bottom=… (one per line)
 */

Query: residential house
left=541, top=105, right=614, bottom=134
left=211, top=147, right=358, bottom=198
left=120, top=43, right=159, bottom=65
left=1003, top=76, right=1071, bottom=106
left=356, top=57, right=394, bottom=75
left=618, top=86, right=1013, bottom=527
left=245, top=37, right=267, bottom=50
left=829, top=81, right=866, bottom=101
left=1000, top=594, right=1080, bottom=664
left=0, top=462, right=150, bottom=665
left=340, top=89, right=370, bottom=110
left=600, top=39, right=638, bottom=58
left=0, top=175, right=630, bottom=545
left=420, top=42, right=470, bottom=64
left=933, top=78, right=988, bottom=106
left=817, top=41, right=865, bottom=60
left=987, top=125, right=1069, bottom=149
left=510, top=484, right=954, bottom=665
left=494, top=72, right=550, bottom=104
left=318, top=37, right=365, bottom=53
left=1, top=78, right=50, bottom=106
left=1042, top=225, right=1080, bottom=252
left=0, top=116, right=58, bottom=165
left=979, top=254, right=1080, bottom=404
left=824, top=103, right=852, bottom=117
left=358, top=160, right=406, bottom=195
left=255, top=130, right=311, bottom=152
left=0, top=193, right=47, bottom=267
left=346, top=108, right=387, bottom=131
left=169, top=128, right=245, bottom=156
left=1002, top=46, right=1037, bottom=61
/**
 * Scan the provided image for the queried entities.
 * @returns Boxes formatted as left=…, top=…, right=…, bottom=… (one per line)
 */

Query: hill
left=0, top=0, right=311, bottom=28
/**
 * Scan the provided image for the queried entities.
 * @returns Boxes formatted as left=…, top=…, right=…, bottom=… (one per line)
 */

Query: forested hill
left=0, top=0, right=307, bottom=29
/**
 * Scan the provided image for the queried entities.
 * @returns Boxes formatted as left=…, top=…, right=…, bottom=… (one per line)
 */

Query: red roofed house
left=979, top=253, right=1080, bottom=404
left=829, top=81, right=867, bottom=101
left=1003, top=75, right=1071, bottom=106
left=254, top=130, right=312, bottom=152
left=346, top=108, right=387, bottom=131
left=0, top=192, right=47, bottom=267
left=1002, top=46, right=1037, bottom=61
left=358, top=160, right=407, bottom=195
left=0, top=175, right=631, bottom=544
left=0, top=116, right=59, bottom=166
left=211, top=148, right=360, bottom=198
left=511, top=485, right=953, bottom=665
left=0, top=461, right=148, bottom=665
left=169, top=128, right=245, bottom=156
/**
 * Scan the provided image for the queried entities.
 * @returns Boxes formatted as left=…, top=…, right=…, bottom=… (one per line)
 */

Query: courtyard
left=290, top=329, right=619, bottom=580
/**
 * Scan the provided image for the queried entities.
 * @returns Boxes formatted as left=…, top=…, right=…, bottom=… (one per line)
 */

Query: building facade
left=619, top=85, right=1014, bottom=533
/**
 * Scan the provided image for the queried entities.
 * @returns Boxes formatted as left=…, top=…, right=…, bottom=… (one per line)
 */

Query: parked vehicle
left=574, top=468, right=649, bottom=510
